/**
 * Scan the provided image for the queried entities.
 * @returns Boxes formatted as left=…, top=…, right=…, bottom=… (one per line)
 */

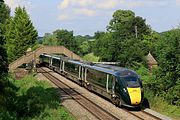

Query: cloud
left=96, top=0, right=119, bottom=9
left=74, top=8, right=96, bottom=16
left=58, top=0, right=95, bottom=9
left=57, top=0, right=172, bottom=21
left=4, top=0, right=32, bottom=13
left=57, top=0, right=70, bottom=9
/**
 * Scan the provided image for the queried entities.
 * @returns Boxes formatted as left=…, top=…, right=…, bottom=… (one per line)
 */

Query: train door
left=106, top=74, right=115, bottom=95
left=49, top=57, right=52, bottom=67
left=60, top=60, right=63, bottom=72
left=62, top=61, right=65, bottom=72
left=78, top=66, right=81, bottom=80
left=111, top=78, right=122, bottom=107
left=81, top=67, right=85, bottom=82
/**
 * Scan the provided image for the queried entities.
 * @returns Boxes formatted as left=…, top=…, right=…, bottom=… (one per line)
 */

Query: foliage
left=152, top=29, right=180, bottom=106
left=0, top=74, right=74, bottom=120
left=5, top=7, right=38, bottom=63
left=54, top=29, right=78, bottom=52
left=74, top=35, right=90, bottom=56
left=134, top=65, right=180, bottom=119
left=42, top=33, right=59, bottom=46
left=83, top=53, right=99, bottom=62
left=0, top=1, right=13, bottom=117
left=93, top=10, right=151, bottom=67
left=0, top=0, right=10, bottom=75
left=117, top=38, right=147, bottom=66
left=79, top=40, right=90, bottom=56
left=107, top=10, right=151, bottom=39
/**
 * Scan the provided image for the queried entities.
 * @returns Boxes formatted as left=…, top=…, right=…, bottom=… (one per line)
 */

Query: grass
left=144, top=90, right=180, bottom=120
left=6, top=74, right=75, bottom=120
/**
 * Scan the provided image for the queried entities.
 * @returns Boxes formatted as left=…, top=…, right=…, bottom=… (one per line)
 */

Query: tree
left=0, top=0, right=10, bottom=77
left=107, top=10, right=150, bottom=39
left=93, top=10, right=150, bottom=66
left=153, top=29, right=180, bottom=105
left=93, top=32, right=117, bottom=61
left=42, top=33, right=59, bottom=46
left=5, top=7, right=38, bottom=63
left=0, top=0, right=16, bottom=115
left=74, top=35, right=91, bottom=56
left=53, top=29, right=77, bottom=52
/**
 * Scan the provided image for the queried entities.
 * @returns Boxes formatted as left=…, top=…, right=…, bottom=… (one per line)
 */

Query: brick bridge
left=9, top=46, right=82, bottom=71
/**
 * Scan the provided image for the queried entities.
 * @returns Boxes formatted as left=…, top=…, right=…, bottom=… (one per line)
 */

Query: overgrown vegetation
left=0, top=74, right=74, bottom=120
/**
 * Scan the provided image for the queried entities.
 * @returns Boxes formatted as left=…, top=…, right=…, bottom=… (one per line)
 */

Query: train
left=39, top=53, right=144, bottom=108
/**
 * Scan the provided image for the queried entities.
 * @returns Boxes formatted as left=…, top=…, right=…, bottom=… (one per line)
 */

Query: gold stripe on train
left=127, top=87, right=141, bottom=105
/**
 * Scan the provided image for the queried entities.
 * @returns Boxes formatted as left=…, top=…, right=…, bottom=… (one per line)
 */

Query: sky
left=4, top=0, right=180, bottom=36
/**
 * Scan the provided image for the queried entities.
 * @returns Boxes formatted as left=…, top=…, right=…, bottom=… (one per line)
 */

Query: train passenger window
left=86, top=69, right=107, bottom=88
left=64, top=62, right=79, bottom=76
left=52, top=58, right=60, bottom=67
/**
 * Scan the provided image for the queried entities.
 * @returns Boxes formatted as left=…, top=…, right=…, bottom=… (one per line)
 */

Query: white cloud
left=4, top=0, right=32, bottom=13
left=57, top=0, right=172, bottom=21
left=74, top=8, right=96, bottom=16
left=57, top=0, right=70, bottom=9
left=58, top=0, right=95, bottom=9
left=96, top=0, right=119, bottom=9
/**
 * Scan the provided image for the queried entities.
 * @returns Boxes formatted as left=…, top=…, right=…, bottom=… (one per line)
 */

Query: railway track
left=37, top=67, right=163, bottom=120
left=38, top=67, right=120, bottom=120
left=123, top=108, right=162, bottom=120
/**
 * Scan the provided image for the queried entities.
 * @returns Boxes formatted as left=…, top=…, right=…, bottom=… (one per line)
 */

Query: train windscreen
left=122, top=77, right=140, bottom=87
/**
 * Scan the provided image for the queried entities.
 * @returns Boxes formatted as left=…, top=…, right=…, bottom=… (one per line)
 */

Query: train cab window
left=123, top=76, right=140, bottom=88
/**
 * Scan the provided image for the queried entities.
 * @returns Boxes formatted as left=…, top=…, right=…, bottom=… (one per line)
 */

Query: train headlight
left=123, top=88, right=127, bottom=92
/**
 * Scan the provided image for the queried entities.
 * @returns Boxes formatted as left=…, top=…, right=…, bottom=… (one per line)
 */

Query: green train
left=39, top=53, right=144, bottom=107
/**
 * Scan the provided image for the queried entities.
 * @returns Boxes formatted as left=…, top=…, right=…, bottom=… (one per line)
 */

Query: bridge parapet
left=9, top=46, right=81, bottom=71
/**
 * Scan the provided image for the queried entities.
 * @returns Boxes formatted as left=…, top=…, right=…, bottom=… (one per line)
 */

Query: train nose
left=127, top=87, right=141, bottom=105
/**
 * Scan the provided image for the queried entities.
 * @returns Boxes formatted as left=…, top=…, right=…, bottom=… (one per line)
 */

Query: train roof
left=41, top=54, right=52, bottom=58
left=85, top=63, right=137, bottom=77
left=52, top=56, right=60, bottom=60
left=40, top=54, right=138, bottom=77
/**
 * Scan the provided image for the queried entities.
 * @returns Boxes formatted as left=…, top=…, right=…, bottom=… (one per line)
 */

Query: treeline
left=41, top=30, right=95, bottom=57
